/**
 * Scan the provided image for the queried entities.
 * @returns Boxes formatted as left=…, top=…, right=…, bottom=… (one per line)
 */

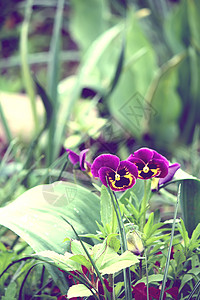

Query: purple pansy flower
left=91, top=154, right=138, bottom=192
left=128, top=147, right=169, bottom=180
left=66, top=149, right=91, bottom=172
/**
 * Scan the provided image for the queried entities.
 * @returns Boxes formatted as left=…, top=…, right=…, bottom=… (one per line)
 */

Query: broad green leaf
left=147, top=54, right=183, bottom=147
left=67, top=283, right=93, bottom=298
left=0, top=182, right=100, bottom=253
left=179, top=179, right=200, bottom=237
left=0, top=182, right=100, bottom=294
left=70, top=0, right=109, bottom=52
left=164, top=1, right=188, bottom=54
left=70, top=255, right=92, bottom=270
left=99, top=250, right=139, bottom=275
left=35, top=250, right=80, bottom=272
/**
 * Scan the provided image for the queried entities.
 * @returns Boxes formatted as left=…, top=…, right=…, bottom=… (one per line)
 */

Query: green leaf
left=190, top=223, right=200, bottom=245
left=35, top=250, right=79, bottom=272
left=67, top=283, right=93, bottom=298
left=2, top=282, right=17, bottom=300
left=106, top=234, right=120, bottom=252
left=0, top=182, right=100, bottom=253
left=179, top=273, right=194, bottom=292
left=145, top=234, right=170, bottom=247
left=187, top=0, right=200, bottom=50
left=137, top=274, right=164, bottom=285
left=0, top=251, right=16, bottom=290
left=0, top=182, right=100, bottom=294
left=70, top=255, right=92, bottom=270
left=143, top=212, right=154, bottom=239
left=177, top=219, right=190, bottom=249
left=100, top=185, right=117, bottom=234
left=147, top=53, right=184, bottom=147
left=71, top=240, right=92, bottom=256
left=100, top=185, right=112, bottom=228
left=70, top=0, right=109, bottom=52
left=179, top=179, right=200, bottom=237
left=99, top=250, right=139, bottom=275
left=119, top=179, right=144, bottom=206
left=174, top=249, right=186, bottom=265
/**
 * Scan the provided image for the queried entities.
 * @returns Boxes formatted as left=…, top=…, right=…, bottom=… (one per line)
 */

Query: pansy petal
left=151, top=159, right=169, bottom=178
left=152, top=150, right=169, bottom=167
left=159, top=163, right=181, bottom=186
left=91, top=154, right=120, bottom=177
left=99, top=163, right=137, bottom=192
left=79, top=149, right=89, bottom=171
left=119, top=160, right=138, bottom=179
left=127, top=155, right=144, bottom=165
left=98, top=167, right=114, bottom=187
left=66, top=149, right=79, bottom=165
left=133, top=147, right=154, bottom=164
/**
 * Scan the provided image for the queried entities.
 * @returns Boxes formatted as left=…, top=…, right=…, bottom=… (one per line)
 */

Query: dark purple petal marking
left=91, top=154, right=120, bottom=177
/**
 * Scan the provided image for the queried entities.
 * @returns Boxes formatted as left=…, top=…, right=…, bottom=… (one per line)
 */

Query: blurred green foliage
left=1, top=0, right=200, bottom=156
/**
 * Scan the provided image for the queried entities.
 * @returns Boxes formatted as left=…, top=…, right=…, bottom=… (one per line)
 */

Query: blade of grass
left=159, top=183, right=181, bottom=300
left=23, top=78, right=53, bottom=170
left=20, top=0, right=39, bottom=134
left=46, top=0, right=65, bottom=166
left=0, top=102, right=13, bottom=143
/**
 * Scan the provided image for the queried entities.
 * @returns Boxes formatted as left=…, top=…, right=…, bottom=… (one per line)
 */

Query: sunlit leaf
left=68, top=284, right=93, bottom=298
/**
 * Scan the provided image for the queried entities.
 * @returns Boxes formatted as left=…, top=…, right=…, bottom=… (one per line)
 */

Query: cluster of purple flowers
left=66, top=147, right=180, bottom=192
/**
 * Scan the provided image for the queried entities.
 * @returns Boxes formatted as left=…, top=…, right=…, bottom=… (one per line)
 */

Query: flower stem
left=140, top=180, right=151, bottom=231
left=106, top=183, right=132, bottom=300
